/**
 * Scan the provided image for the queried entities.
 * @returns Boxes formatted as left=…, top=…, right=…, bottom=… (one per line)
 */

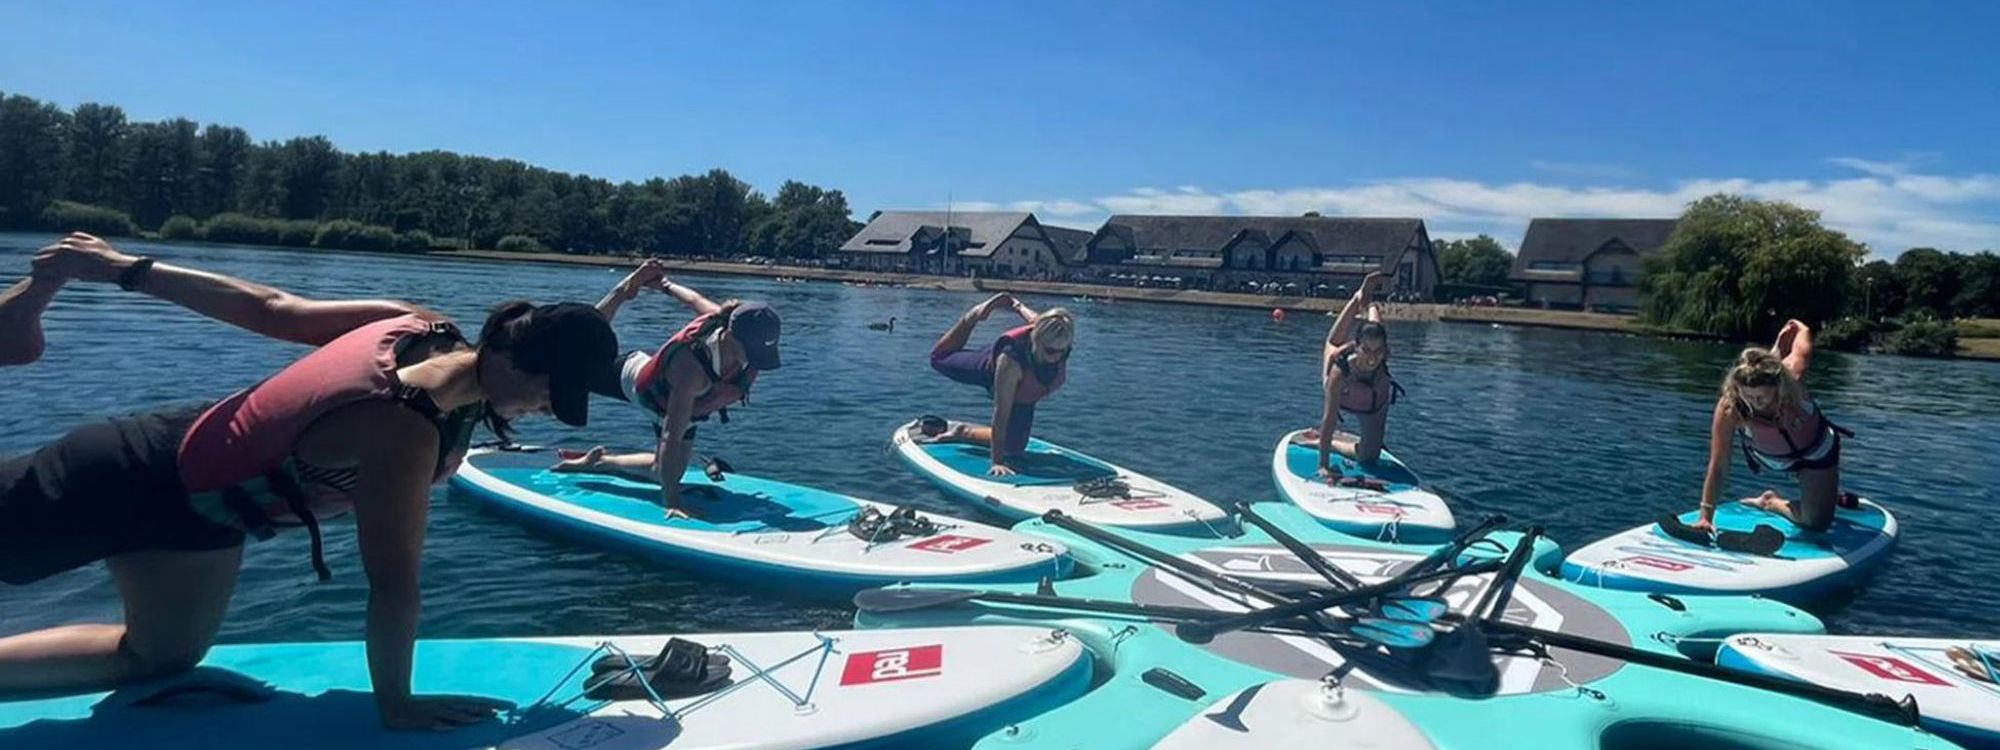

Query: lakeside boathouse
left=1508, top=218, right=1679, bottom=311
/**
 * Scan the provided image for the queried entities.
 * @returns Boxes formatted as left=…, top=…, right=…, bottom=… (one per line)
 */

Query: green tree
left=278, top=136, right=342, bottom=219
left=197, top=125, right=250, bottom=217
left=1955, top=252, right=2000, bottom=319
left=1434, top=235, right=1513, bottom=286
left=1894, top=247, right=1962, bottom=318
left=0, top=94, right=70, bottom=225
left=1639, top=194, right=1863, bottom=339
left=126, top=118, right=202, bottom=229
left=64, top=103, right=130, bottom=208
left=1850, top=260, right=1904, bottom=321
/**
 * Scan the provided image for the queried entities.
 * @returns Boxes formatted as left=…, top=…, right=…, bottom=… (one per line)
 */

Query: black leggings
left=0, top=405, right=243, bottom=585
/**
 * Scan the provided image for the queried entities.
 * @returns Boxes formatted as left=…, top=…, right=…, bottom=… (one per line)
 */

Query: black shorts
left=0, top=405, right=244, bottom=585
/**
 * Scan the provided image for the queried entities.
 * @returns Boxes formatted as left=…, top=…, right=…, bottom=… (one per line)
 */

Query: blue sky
left=3, top=1, right=1996, bottom=255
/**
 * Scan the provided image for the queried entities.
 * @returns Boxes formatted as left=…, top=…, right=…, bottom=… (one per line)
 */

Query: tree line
left=0, top=91, right=859, bottom=256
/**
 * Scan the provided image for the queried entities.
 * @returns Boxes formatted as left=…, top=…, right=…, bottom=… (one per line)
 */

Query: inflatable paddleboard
left=1272, top=428, right=1454, bottom=543
left=0, top=626, right=1090, bottom=750
left=1149, top=679, right=1437, bottom=749
left=452, top=448, right=1069, bottom=595
left=1558, top=498, right=1898, bottom=604
left=891, top=420, right=1228, bottom=536
left=1720, top=633, right=2000, bottom=749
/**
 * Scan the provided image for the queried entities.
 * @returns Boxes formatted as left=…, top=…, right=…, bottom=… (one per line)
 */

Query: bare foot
left=975, top=293, right=1016, bottom=321
left=1947, top=647, right=1996, bottom=684
left=0, top=277, right=61, bottom=366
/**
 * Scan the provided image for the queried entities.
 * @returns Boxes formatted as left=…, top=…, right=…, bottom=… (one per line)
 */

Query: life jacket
left=1328, top=348, right=1403, bottom=416
left=1737, top=397, right=1852, bottom=474
left=632, top=312, right=758, bottom=426
left=177, top=314, right=486, bottom=580
left=993, top=324, right=1067, bottom=404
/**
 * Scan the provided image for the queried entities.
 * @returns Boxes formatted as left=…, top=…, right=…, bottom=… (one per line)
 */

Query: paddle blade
left=1377, top=597, right=1449, bottom=623
left=1716, top=525, right=1785, bottom=556
left=1423, top=624, right=1500, bottom=695
left=1349, top=618, right=1436, bottom=650
left=851, top=587, right=983, bottom=613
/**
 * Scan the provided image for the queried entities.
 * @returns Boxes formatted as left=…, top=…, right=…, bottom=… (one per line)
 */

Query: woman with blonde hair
left=925, top=293, right=1074, bottom=476
left=1693, top=319, right=1851, bottom=534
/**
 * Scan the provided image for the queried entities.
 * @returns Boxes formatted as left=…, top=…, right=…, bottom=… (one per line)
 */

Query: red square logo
left=1832, top=651, right=1952, bottom=686
left=1112, top=498, right=1170, bottom=511
left=840, top=645, right=944, bottom=686
left=907, top=535, right=992, bottom=554
left=1621, top=555, right=1695, bottom=572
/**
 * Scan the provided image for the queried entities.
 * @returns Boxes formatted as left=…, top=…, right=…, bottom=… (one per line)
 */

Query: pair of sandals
left=1324, top=475, right=1390, bottom=491
left=848, top=506, right=941, bottom=541
left=1074, top=476, right=1134, bottom=499
left=584, top=638, right=733, bottom=701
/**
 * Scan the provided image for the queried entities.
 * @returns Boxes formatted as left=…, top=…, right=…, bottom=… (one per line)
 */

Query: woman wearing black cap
left=561, top=262, right=781, bottom=518
left=0, top=235, right=619, bottom=731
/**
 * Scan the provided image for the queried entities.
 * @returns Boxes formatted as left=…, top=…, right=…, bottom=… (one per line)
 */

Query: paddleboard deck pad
left=1272, top=428, right=1454, bottom=543
left=891, top=420, right=1227, bottom=535
left=0, top=626, right=1091, bottom=750
left=1558, top=498, right=1898, bottom=604
left=453, top=448, right=1069, bottom=594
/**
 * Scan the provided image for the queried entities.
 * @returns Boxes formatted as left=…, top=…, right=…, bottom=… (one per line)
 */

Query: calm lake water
left=2, top=233, right=1996, bottom=646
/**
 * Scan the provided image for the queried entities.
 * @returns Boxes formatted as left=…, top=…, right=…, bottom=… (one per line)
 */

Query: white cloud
left=1529, top=160, right=1636, bottom=179
left=961, top=162, right=2000, bottom=256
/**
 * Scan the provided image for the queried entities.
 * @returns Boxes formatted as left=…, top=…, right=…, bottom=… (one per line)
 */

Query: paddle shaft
left=1478, top=619, right=1920, bottom=728
left=1233, top=502, right=1364, bottom=589
left=1175, top=560, right=1503, bottom=643
left=1043, top=510, right=1287, bottom=605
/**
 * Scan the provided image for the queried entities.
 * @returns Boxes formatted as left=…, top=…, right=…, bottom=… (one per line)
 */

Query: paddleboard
left=1149, top=679, right=1436, bottom=749
left=1272, top=428, right=1454, bottom=543
left=1558, top=498, right=1898, bottom=604
left=0, top=626, right=1090, bottom=750
left=1719, top=633, right=2000, bottom=749
left=452, top=448, right=1070, bottom=595
left=890, top=420, right=1228, bottom=536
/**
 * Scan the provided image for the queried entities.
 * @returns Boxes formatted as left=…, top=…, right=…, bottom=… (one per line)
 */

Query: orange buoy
left=1271, top=308, right=1286, bottom=322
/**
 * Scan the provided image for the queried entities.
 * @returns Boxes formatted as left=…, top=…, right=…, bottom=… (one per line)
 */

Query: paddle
left=1475, top=618, right=1922, bottom=728
left=854, top=586, right=1415, bottom=644
left=1172, top=560, right=1504, bottom=645
left=1421, top=526, right=1544, bottom=695
left=1656, top=514, right=1784, bottom=556
left=1233, top=501, right=1447, bottom=622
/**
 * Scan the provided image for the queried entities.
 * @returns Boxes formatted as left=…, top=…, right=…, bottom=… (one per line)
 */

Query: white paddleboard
left=1719, top=633, right=2000, bottom=749
left=891, top=420, right=1228, bottom=535
left=1271, top=429, right=1455, bottom=544
left=0, top=626, right=1092, bottom=750
left=1559, top=498, right=1898, bottom=604
left=453, top=448, right=1070, bottom=592
left=1150, top=679, right=1436, bottom=750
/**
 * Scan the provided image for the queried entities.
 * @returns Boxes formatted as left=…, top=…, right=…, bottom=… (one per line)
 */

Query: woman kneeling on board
left=922, top=293, right=1074, bottom=477
left=1692, top=319, right=1851, bottom=534
left=565, top=261, right=782, bottom=518
left=1305, top=271, right=1402, bottom=471
left=0, top=235, right=618, bottom=731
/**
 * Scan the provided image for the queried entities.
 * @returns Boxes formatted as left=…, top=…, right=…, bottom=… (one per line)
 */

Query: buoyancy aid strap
left=218, top=485, right=277, bottom=541
left=265, top=466, right=331, bottom=582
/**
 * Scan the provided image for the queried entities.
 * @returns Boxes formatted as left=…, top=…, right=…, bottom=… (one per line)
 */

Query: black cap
left=511, top=302, right=619, bottom=426
left=730, top=302, right=782, bottom=371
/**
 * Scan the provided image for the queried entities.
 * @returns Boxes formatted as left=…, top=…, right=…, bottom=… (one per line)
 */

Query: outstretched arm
left=0, top=276, right=64, bottom=365
left=35, top=233, right=417, bottom=347
left=1325, top=271, right=1385, bottom=348
left=658, top=279, right=721, bottom=317
left=1773, top=319, right=1813, bottom=381
left=1695, top=400, right=1738, bottom=532
left=596, top=260, right=668, bottom=321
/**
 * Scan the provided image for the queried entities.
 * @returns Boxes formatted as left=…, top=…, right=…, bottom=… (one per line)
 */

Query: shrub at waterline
left=159, top=215, right=201, bottom=240
left=495, top=235, right=544, bottom=253
left=1639, top=195, right=1863, bottom=339
left=40, top=201, right=136, bottom=237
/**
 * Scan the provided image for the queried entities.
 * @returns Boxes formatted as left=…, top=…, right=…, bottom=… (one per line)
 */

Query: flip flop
left=584, top=638, right=733, bottom=701
left=590, top=651, right=730, bottom=676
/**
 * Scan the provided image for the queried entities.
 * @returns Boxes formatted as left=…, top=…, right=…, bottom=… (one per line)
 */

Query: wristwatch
left=116, top=257, right=156, bottom=291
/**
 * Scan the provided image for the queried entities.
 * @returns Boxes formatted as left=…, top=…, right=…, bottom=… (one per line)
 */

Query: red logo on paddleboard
left=1351, top=502, right=1407, bottom=517
left=840, top=645, right=944, bottom=686
left=907, top=535, right=993, bottom=554
left=1620, top=555, right=1695, bottom=572
left=1832, top=651, right=1952, bottom=687
left=1112, top=498, right=1170, bottom=511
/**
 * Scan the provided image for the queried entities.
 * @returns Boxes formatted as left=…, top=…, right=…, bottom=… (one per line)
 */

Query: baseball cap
left=511, top=302, right=620, bottom=426
left=730, top=302, right=782, bottom=371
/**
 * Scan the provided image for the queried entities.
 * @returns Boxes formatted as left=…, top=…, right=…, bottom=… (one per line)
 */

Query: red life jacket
left=632, top=312, right=758, bottom=424
left=177, top=314, right=483, bottom=580
left=993, top=324, right=1067, bottom=404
